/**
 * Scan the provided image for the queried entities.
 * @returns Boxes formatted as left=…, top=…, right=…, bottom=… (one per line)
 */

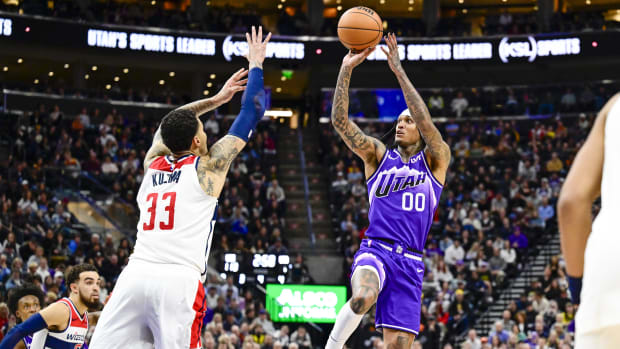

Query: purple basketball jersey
left=365, top=148, right=443, bottom=251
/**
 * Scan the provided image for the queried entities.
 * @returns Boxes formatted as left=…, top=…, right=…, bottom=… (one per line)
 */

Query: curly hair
left=8, top=284, right=45, bottom=318
left=160, top=109, right=199, bottom=153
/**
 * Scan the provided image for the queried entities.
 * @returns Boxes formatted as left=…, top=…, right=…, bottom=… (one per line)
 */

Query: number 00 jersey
left=365, top=148, right=443, bottom=252
left=131, top=155, right=217, bottom=280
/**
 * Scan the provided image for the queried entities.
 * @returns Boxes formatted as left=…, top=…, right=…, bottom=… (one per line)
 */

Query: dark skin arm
left=332, top=48, right=387, bottom=179
left=381, top=33, right=451, bottom=184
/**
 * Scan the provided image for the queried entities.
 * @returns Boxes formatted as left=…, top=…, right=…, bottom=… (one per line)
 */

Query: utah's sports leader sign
left=1, top=13, right=613, bottom=64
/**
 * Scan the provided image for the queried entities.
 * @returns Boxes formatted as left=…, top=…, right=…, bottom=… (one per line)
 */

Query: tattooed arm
left=196, top=135, right=246, bottom=197
left=332, top=48, right=387, bottom=178
left=143, top=69, right=248, bottom=171
left=381, top=33, right=451, bottom=184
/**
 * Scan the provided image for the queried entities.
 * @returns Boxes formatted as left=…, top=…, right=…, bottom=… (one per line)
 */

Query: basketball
left=337, top=6, right=383, bottom=52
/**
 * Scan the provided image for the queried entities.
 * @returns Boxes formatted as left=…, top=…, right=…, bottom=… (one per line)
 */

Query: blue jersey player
left=326, top=33, right=451, bottom=349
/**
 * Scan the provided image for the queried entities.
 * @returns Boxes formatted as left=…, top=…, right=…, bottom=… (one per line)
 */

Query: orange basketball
left=337, top=6, right=383, bottom=52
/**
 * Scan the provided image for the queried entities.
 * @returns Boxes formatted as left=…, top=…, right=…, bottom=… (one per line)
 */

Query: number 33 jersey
left=365, top=148, right=443, bottom=252
left=131, top=155, right=218, bottom=281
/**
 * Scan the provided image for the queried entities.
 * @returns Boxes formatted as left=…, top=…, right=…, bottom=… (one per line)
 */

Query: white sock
left=325, top=300, right=365, bottom=349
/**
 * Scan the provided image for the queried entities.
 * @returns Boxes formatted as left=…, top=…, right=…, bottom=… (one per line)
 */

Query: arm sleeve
left=227, top=67, right=266, bottom=142
left=0, top=314, right=47, bottom=349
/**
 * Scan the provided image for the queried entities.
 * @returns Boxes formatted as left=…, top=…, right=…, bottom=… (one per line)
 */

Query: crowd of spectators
left=0, top=97, right=301, bottom=343
left=319, top=97, right=596, bottom=347
left=0, top=0, right=615, bottom=38
left=460, top=253, right=578, bottom=349
left=321, top=82, right=619, bottom=120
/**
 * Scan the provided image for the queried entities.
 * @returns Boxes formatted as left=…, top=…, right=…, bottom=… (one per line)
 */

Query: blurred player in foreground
left=89, top=26, right=270, bottom=349
left=558, top=92, right=620, bottom=348
left=0, top=264, right=100, bottom=349
left=325, top=33, right=450, bottom=349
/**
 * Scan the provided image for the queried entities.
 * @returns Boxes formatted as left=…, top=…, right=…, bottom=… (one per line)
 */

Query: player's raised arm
left=332, top=48, right=386, bottom=169
left=196, top=26, right=271, bottom=197
left=558, top=93, right=620, bottom=304
left=381, top=33, right=451, bottom=183
left=143, top=67, right=249, bottom=170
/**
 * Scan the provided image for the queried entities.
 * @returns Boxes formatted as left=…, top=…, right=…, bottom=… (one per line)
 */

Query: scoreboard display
left=218, top=252, right=291, bottom=286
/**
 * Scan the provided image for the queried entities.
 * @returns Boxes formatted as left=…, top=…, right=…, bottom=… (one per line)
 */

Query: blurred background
left=1, top=0, right=619, bottom=348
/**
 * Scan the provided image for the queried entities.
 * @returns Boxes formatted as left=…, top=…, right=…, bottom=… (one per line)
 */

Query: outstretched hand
left=342, top=47, right=375, bottom=69
left=216, top=68, right=248, bottom=104
left=380, top=32, right=403, bottom=74
left=245, top=26, right=272, bottom=70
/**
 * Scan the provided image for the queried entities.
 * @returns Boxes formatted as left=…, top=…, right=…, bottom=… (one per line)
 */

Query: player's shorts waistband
left=363, top=238, right=423, bottom=261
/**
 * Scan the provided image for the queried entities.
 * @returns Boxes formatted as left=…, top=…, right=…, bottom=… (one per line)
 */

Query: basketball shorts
left=89, top=259, right=206, bottom=349
left=351, top=238, right=425, bottom=336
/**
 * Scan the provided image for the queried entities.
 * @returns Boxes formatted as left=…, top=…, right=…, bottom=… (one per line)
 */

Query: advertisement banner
left=266, top=284, right=347, bottom=323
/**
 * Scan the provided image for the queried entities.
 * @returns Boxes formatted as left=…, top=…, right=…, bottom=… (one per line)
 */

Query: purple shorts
left=351, top=239, right=425, bottom=335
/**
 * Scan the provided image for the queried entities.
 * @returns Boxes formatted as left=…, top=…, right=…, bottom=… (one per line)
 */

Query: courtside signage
left=266, top=284, right=346, bottom=323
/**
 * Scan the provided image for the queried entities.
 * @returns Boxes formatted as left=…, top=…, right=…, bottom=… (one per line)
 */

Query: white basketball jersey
left=131, top=154, right=217, bottom=281
left=577, top=96, right=620, bottom=334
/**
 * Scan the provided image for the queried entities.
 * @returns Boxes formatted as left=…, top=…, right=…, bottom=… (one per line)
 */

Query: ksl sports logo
left=222, top=35, right=305, bottom=62
left=499, top=36, right=581, bottom=63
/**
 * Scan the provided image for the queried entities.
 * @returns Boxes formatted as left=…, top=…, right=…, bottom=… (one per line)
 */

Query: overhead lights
left=159, top=80, right=165, bottom=85
left=34, top=79, right=39, bottom=84
left=281, top=76, right=286, bottom=81
left=123, top=68, right=129, bottom=74
left=48, top=71, right=54, bottom=77
left=203, top=90, right=210, bottom=95
left=207, top=82, right=213, bottom=87
left=206, top=1, right=211, bottom=5
left=169, top=71, right=175, bottom=77
left=84, top=74, right=89, bottom=80
left=2, top=66, right=7, bottom=72
left=64, top=63, right=70, bottom=69
left=408, top=6, right=413, bottom=11
left=114, top=76, right=120, bottom=82
left=462, top=8, right=468, bottom=13
left=277, top=4, right=283, bottom=9
left=409, top=0, right=414, bottom=3
left=337, top=5, right=342, bottom=10
left=151, top=0, right=156, bottom=5
left=105, top=84, right=111, bottom=90
left=585, top=0, right=591, bottom=4
left=91, top=65, right=98, bottom=71
left=379, top=0, right=385, bottom=4
left=17, top=58, right=23, bottom=64
left=458, top=0, right=464, bottom=3
left=210, top=74, right=216, bottom=79
left=336, top=0, right=341, bottom=3
left=276, top=87, right=282, bottom=93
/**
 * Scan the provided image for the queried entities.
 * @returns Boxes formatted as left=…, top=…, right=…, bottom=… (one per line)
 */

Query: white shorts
left=89, top=259, right=206, bottom=349
left=576, top=325, right=620, bottom=349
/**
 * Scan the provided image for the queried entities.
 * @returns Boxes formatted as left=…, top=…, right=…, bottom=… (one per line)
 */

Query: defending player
left=6, top=284, right=45, bottom=349
left=89, top=26, right=271, bottom=349
left=558, top=92, right=620, bottom=348
left=0, top=264, right=100, bottom=349
left=325, top=33, right=450, bottom=349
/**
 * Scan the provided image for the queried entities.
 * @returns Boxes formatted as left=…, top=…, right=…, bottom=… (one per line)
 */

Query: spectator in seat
left=508, top=227, right=528, bottom=250
left=488, top=320, right=510, bottom=344
left=290, top=326, right=311, bottom=349
left=463, top=329, right=481, bottom=349
left=444, top=239, right=465, bottom=266
left=266, top=180, right=285, bottom=203
left=451, top=91, right=469, bottom=117
left=546, top=152, right=564, bottom=173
